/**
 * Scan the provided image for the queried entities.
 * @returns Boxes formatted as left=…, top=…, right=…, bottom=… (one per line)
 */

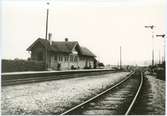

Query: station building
left=27, top=38, right=96, bottom=70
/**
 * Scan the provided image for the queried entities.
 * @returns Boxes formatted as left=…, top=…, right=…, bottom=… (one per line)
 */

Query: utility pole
left=120, top=46, right=122, bottom=69
left=159, top=49, right=161, bottom=64
left=156, top=34, right=166, bottom=64
left=45, top=2, right=50, bottom=70
left=144, top=25, right=155, bottom=66
left=45, top=2, right=49, bottom=40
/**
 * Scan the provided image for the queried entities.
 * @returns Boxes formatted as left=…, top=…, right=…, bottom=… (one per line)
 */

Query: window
left=74, top=56, right=76, bottom=62
left=58, top=56, right=63, bottom=62
left=61, top=56, right=63, bottom=61
left=74, top=56, right=78, bottom=62
left=70, top=56, right=73, bottom=62
left=54, top=56, right=57, bottom=61
left=58, top=56, right=60, bottom=61
left=65, top=56, right=68, bottom=62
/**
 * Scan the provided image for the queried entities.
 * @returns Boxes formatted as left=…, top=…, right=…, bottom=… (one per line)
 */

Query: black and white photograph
left=1, top=0, right=166, bottom=115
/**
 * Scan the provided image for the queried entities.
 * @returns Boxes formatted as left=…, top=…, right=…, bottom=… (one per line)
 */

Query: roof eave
left=81, top=54, right=96, bottom=57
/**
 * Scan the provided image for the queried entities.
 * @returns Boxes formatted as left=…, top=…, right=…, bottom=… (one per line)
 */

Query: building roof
left=80, top=47, right=96, bottom=57
left=27, top=38, right=96, bottom=57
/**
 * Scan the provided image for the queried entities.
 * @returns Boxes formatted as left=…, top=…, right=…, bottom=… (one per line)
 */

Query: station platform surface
left=2, top=68, right=113, bottom=75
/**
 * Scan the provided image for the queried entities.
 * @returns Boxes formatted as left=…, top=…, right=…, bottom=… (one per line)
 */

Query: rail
left=60, top=71, right=135, bottom=115
left=125, top=72, right=144, bottom=115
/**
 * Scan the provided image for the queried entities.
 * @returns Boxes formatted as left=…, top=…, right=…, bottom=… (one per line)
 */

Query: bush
left=2, top=59, right=45, bottom=72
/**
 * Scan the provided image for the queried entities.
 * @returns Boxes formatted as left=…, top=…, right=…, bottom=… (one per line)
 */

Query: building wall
left=50, top=53, right=72, bottom=70
left=78, top=56, right=94, bottom=69
left=31, top=43, right=46, bottom=61
left=49, top=53, right=95, bottom=70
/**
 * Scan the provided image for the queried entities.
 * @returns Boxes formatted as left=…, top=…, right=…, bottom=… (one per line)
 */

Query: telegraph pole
left=120, top=46, right=122, bottom=69
left=144, top=25, right=155, bottom=66
left=156, top=34, right=166, bottom=64
left=45, top=2, right=50, bottom=70
left=159, top=49, right=161, bottom=64
left=45, top=2, right=49, bottom=40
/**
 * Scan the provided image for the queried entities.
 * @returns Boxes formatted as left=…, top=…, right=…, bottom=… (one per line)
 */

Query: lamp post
left=156, top=34, right=166, bottom=64
left=144, top=25, right=155, bottom=66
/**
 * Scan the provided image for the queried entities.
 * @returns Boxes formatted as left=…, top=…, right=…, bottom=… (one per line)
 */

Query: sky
left=1, top=0, right=166, bottom=66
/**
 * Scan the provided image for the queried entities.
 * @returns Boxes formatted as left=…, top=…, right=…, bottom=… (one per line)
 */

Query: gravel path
left=2, top=72, right=130, bottom=115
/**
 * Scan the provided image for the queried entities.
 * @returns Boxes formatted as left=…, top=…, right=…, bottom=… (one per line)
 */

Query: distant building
left=27, top=38, right=96, bottom=70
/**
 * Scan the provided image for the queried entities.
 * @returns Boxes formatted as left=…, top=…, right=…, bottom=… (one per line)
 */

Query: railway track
left=60, top=71, right=143, bottom=115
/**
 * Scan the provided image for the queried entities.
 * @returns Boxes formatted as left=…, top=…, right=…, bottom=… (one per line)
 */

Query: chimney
left=65, top=38, right=68, bottom=42
left=48, top=33, right=52, bottom=45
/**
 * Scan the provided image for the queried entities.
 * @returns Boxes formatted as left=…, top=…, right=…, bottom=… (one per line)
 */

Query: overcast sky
left=1, top=0, right=166, bottom=66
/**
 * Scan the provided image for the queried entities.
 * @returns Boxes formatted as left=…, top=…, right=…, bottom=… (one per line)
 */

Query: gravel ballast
left=145, top=75, right=165, bottom=114
left=2, top=72, right=130, bottom=115
left=130, top=74, right=165, bottom=115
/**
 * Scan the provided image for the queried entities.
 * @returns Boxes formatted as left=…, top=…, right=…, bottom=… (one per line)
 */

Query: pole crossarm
left=144, top=25, right=155, bottom=29
left=156, top=34, right=166, bottom=38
